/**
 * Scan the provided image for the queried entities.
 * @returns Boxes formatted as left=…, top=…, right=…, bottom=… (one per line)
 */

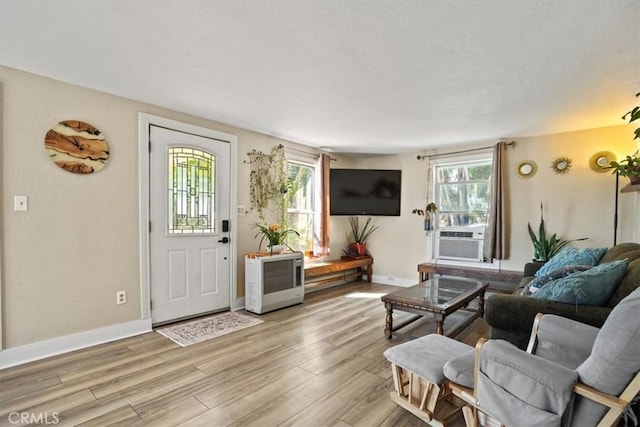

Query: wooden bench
left=417, top=262, right=522, bottom=294
left=304, top=256, right=373, bottom=291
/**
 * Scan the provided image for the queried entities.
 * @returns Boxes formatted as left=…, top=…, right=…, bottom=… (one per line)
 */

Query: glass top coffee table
left=381, top=276, right=489, bottom=339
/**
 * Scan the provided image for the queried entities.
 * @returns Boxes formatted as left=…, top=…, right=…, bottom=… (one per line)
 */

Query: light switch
left=14, top=195, right=28, bottom=212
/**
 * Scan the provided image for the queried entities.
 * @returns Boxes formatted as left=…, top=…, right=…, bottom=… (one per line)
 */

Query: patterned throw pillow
left=522, top=265, right=593, bottom=296
left=532, top=259, right=629, bottom=306
left=535, top=247, right=607, bottom=278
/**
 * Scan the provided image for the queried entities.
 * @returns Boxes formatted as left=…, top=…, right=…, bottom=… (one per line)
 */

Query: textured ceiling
left=1, top=1, right=639, bottom=154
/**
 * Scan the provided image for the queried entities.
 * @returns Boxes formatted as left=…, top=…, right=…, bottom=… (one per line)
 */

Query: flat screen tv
left=330, top=169, right=401, bottom=216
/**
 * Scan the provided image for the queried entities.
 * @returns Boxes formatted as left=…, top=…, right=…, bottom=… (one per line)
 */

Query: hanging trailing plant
left=411, top=202, right=438, bottom=216
left=247, top=144, right=287, bottom=223
left=246, top=143, right=307, bottom=251
left=412, top=202, right=438, bottom=232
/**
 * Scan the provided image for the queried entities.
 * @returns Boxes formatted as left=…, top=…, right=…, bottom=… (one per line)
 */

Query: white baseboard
left=372, top=275, right=416, bottom=287
left=0, top=318, right=152, bottom=369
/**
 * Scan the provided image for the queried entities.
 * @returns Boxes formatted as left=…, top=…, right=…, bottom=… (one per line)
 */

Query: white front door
left=149, top=125, right=231, bottom=324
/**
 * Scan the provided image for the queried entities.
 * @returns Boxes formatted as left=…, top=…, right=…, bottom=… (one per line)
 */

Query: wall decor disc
left=589, top=151, right=616, bottom=173
left=45, top=120, right=109, bottom=174
left=516, top=160, right=537, bottom=179
left=551, top=156, right=572, bottom=174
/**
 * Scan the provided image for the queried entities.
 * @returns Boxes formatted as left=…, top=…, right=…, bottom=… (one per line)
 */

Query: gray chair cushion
left=533, top=314, right=600, bottom=370
left=476, top=340, right=578, bottom=427
left=572, top=286, right=640, bottom=425
left=383, top=334, right=473, bottom=384
left=443, top=349, right=475, bottom=388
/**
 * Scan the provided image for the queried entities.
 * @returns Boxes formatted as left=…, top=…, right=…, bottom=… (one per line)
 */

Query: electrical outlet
left=14, top=195, right=28, bottom=211
left=387, top=275, right=395, bottom=281
left=116, top=291, right=126, bottom=305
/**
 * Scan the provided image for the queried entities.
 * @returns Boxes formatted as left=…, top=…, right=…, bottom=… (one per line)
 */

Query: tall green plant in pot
left=527, top=203, right=587, bottom=262
left=347, top=216, right=380, bottom=256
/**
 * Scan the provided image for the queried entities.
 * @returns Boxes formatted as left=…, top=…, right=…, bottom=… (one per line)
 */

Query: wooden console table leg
left=366, top=263, right=373, bottom=283
left=435, top=313, right=445, bottom=335
left=478, top=290, right=486, bottom=318
left=384, top=302, right=393, bottom=339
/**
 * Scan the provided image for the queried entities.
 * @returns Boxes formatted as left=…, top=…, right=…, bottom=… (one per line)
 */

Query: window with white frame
left=286, top=160, right=318, bottom=254
left=434, top=157, right=493, bottom=228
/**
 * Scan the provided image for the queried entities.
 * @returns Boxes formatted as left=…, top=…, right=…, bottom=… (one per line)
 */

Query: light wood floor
left=0, top=282, right=488, bottom=426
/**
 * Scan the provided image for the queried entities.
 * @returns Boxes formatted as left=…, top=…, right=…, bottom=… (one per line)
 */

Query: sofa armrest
left=523, top=261, right=545, bottom=277
left=476, top=339, right=578, bottom=426
left=485, top=294, right=611, bottom=339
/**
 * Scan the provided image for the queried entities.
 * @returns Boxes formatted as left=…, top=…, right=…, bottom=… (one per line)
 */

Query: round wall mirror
left=516, top=160, right=537, bottom=179
left=551, top=157, right=572, bottom=174
left=589, top=151, right=616, bottom=173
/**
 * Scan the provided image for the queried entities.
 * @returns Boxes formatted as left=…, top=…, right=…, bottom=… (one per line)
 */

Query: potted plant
left=411, top=202, right=438, bottom=216
left=527, top=203, right=587, bottom=262
left=347, top=216, right=380, bottom=256
left=412, top=202, right=438, bottom=231
left=254, top=223, right=300, bottom=255
left=610, top=91, right=640, bottom=184
left=610, top=150, right=640, bottom=185
left=622, top=91, right=640, bottom=141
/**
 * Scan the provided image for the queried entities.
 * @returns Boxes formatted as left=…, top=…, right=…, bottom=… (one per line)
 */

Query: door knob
left=218, top=237, right=230, bottom=244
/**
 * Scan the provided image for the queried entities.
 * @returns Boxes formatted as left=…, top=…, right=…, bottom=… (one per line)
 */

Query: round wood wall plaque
left=45, top=120, right=109, bottom=174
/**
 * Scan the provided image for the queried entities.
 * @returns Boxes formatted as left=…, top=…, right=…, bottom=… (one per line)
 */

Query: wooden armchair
left=447, top=288, right=640, bottom=427
left=384, top=287, right=640, bottom=426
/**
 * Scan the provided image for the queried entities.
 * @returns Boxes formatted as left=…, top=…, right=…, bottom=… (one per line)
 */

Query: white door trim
left=138, top=113, right=238, bottom=321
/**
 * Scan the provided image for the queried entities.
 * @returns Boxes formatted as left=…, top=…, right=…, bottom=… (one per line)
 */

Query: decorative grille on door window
left=168, top=147, right=216, bottom=234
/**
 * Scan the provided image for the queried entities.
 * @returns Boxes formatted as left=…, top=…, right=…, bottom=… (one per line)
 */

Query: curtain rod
left=244, top=144, right=337, bottom=162
left=285, top=146, right=320, bottom=157
left=416, top=141, right=516, bottom=160
left=286, top=146, right=339, bottom=161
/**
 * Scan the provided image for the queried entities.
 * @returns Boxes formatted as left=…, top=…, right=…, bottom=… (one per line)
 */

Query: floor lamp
left=614, top=171, right=619, bottom=246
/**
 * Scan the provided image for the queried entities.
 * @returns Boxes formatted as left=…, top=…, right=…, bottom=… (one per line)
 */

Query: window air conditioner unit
left=245, top=252, right=304, bottom=314
left=435, top=226, right=485, bottom=262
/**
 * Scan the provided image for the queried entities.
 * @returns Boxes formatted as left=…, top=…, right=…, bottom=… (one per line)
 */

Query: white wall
left=1, top=65, right=637, bottom=356
left=503, top=127, right=636, bottom=270
left=343, top=153, right=434, bottom=283
left=356, top=126, right=638, bottom=282
left=0, top=66, right=351, bottom=350
left=2, top=67, right=143, bottom=349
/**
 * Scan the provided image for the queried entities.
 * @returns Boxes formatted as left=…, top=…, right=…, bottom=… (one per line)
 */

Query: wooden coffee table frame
left=381, top=280, right=488, bottom=339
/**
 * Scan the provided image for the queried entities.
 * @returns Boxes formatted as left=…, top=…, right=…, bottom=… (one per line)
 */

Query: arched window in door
left=168, top=147, right=215, bottom=234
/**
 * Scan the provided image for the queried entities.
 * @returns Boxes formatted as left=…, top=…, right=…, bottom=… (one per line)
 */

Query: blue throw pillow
left=532, top=259, right=629, bottom=306
left=522, top=265, right=593, bottom=296
left=535, top=247, right=607, bottom=278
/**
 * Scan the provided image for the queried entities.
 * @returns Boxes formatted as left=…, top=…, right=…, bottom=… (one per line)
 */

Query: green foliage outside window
left=286, top=162, right=316, bottom=252
left=436, top=162, right=492, bottom=227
